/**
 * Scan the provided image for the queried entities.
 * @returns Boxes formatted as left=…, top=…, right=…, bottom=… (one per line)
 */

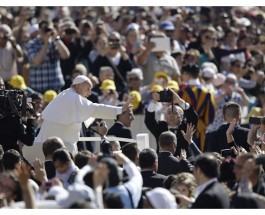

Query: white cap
left=201, top=67, right=217, bottom=79
left=213, top=73, right=226, bottom=87
left=72, top=75, right=91, bottom=85
left=146, top=187, right=177, bottom=209
left=126, top=23, right=140, bottom=32
left=29, top=23, right=39, bottom=34
left=201, top=62, right=218, bottom=74
left=127, top=68, right=143, bottom=80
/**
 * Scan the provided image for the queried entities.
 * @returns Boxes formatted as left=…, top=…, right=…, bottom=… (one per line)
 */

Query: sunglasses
left=109, top=38, right=120, bottom=42
left=225, top=80, right=236, bottom=85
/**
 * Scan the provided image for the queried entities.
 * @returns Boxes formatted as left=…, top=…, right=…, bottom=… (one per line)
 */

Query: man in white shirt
left=35, top=75, right=132, bottom=154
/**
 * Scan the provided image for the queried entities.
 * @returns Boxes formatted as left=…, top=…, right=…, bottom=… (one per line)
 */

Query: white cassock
left=35, top=88, right=122, bottom=153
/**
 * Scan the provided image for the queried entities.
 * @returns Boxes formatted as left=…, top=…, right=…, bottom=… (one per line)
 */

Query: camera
left=221, top=149, right=233, bottom=157
left=158, top=89, right=173, bottom=103
left=89, top=118, right=103, bottom=133
left=0, top=89, right=27, bottom=119
left=249, top=116, right=261, bottom=125
left=256, top=154, right=265, bottom=165
left=42, top=25, right=52, bottom=33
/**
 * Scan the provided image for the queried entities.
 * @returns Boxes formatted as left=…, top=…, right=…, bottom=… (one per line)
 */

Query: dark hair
left=98, top=157, right=122, bottom=187
left=103, top=192, right=124, bottom=208
left=74, top=150, right=93, bottom=169
left=223, top=101, right=241, bottom=120
left=158, top=131, right=177, bottom=149
left=194, top=153, right=219, bottom=178
left=181, top=64, right=200, bottom=78
left=52, top=148, right=72, bottom=163
left=219, top=158, right=236, bottom=182
left=163, top=175, right=178, bottom=190
left=2, top=149, right=22, bottom=171
left=139, top=148, right=157, bottom=169
left=122, top=142, right=139, bottom=162
left=42, top=137, right=65, bottom=157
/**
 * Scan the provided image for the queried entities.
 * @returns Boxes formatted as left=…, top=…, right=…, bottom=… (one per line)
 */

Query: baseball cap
left=150, top=84, right=163, bottom=92
left=201, top=67, right=217, bottom=79
left=168, top=80, right=179, bottom=91
left=9, top=75, right=27, bottom=89
left=154, top=71, right=169, bottom=80
left=127, top=68, right=143, bottom=81
left=159, top=21, right=175, bottom=31
left=129, top=91, right=142, bottom=110
left=213, top=73, right=226, bottom=87
left=100, top=79, right=116, bottom=91
left=29, top=23, right=39, bottom=34
left=43, top=90, right=57, bottom=103
left=72, top=75, right=91, bottom=85
left=146, top=187, right=177, bottom=209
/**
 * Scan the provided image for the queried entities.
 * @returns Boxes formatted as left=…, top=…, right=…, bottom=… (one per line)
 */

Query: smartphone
left=256, top=155, right=265, bottom=165
left=221, top=149, right=233, bottom=157
left=249, top=116, right=261, bottom=125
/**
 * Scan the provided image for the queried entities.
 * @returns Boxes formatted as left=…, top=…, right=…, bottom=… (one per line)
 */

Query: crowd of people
left=0, top=6, right=265, bottom=209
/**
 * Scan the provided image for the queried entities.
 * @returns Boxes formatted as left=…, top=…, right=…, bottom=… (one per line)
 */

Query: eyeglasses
left=129, top=77, right=140, bottom=81
left=225, top=80, right=236, bottom=85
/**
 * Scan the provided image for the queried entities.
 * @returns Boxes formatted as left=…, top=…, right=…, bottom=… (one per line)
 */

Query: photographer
left=0, top=24, right=23, bottom=85
left=0, top=87, right=35, bottom=153
left=27, top=20, right=70, bottom=94
left=144, top=88, right=198, bottom=158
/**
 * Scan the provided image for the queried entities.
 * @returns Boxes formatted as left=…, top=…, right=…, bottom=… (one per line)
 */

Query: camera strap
left=21, top=91, right=27, bottom=117
left=106, top=56, right=128, bottom=89
left=6, top=91, right=20, bottom=117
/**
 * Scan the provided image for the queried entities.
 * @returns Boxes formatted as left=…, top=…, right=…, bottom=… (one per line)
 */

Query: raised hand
left=31, top=158, right=47, bottom=183
left=122, top=95, right=133, bottom=113
left=181, top=123, right=196, bottom=144
left=226, top=118, right=237, bottom=136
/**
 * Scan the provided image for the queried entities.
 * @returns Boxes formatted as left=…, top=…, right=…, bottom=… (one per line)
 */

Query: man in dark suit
left=157, top=131, right=193, bottom=176
left=107, top=108, right=135, bottom=148
left=145, top=88, right=198, bottom=157
left=204, top=101, right=250, bottom=153
left=139, top=148, right=166, bottom=189
left=42, top=136, right=65, bottom=179
left=191, top=153, right=230, bottom=208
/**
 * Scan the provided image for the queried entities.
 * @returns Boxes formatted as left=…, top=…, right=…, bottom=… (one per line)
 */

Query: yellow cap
left=100, top=79, right=116, bottom=91
left=154, top=71, right=169, bottom=80
left=9, top=75, right=27, bottom=90
left=168, top=80, right=179, bottom=91
left=43, top=90, right=57, bottom=103
left=150, top=84, right=163, bottom=92
left=129, top=91, right=141, bottom=110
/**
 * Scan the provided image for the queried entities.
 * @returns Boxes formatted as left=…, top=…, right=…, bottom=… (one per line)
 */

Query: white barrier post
left=136, top=133, right=149, bottom=151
